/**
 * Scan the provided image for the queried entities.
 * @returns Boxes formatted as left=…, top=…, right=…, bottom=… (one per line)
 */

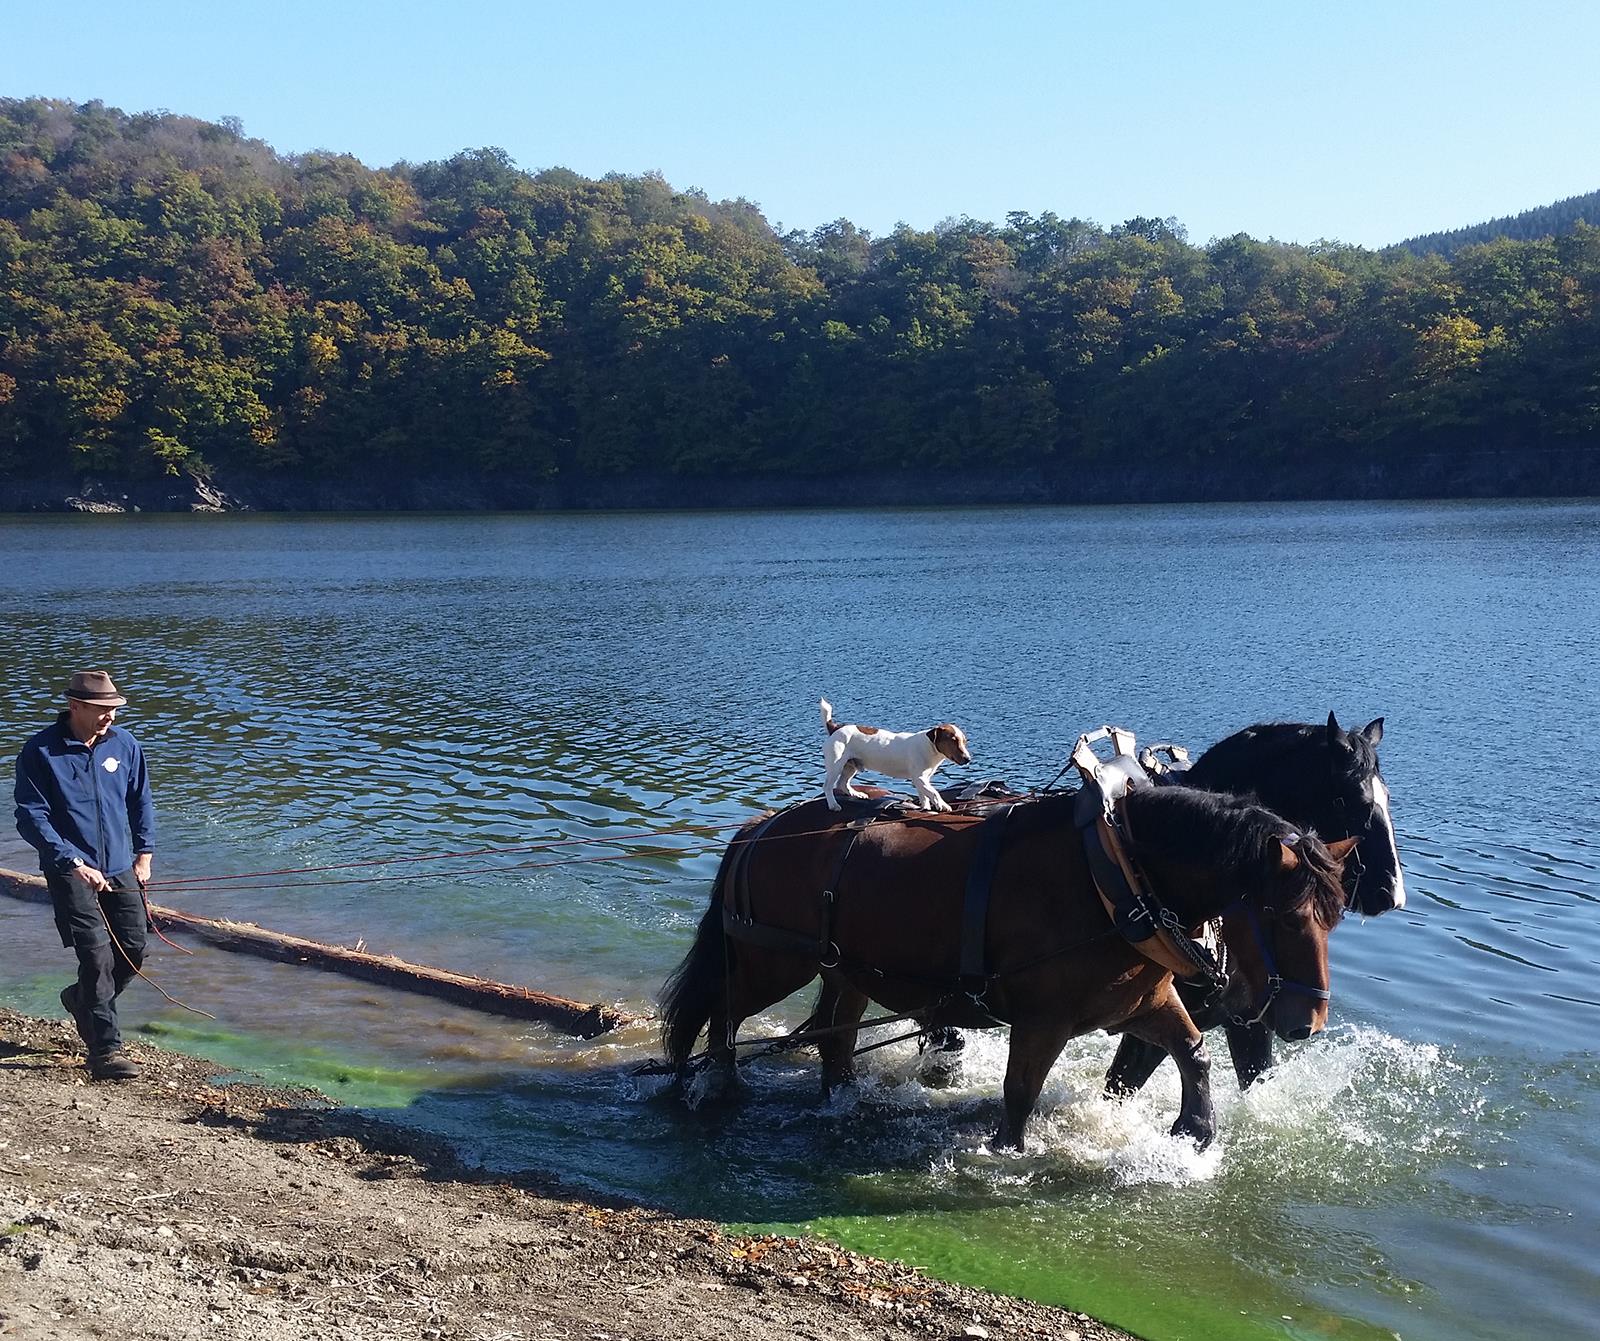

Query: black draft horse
left=660, top=784, right=1352, bottom=1150
left=1105, top=712, right=1406, bottom=1097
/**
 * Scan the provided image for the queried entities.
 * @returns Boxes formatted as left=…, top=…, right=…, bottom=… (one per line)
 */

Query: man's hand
left=72, top=863, right=111, bottom=893
left=132, top=853, right=153, bottom=887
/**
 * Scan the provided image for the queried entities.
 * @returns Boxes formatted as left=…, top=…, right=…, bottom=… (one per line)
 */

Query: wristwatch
left=65, top=858, right=84, bottom=871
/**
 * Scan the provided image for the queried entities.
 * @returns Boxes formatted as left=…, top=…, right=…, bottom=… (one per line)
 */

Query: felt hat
left=65, top=669, right=128, bottom=707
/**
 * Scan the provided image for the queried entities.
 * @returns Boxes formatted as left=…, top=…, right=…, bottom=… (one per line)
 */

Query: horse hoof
left=1170, top=1117, right=1215, bottom=1151
left=916, top=1027, right=965, bottom=1088
left=690, top=1066, right=743, bottom=1108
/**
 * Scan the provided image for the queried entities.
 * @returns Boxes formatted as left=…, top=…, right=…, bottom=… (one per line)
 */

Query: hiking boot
left=60, top=984, right=94, bottom=1050
left=89, top=1050, right=140, bottom=1082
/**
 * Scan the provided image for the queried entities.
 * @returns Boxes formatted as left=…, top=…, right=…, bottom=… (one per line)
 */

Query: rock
left=186, top=476, right=236, bottom=513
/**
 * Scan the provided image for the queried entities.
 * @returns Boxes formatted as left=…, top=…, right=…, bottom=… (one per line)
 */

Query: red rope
left=143, top=809, right=994, bottom=895
left=140, top=882, right=194, bottom=956
left=147, top=842, right=715, bottom=893
left=142, top=818, right=747, bottom=888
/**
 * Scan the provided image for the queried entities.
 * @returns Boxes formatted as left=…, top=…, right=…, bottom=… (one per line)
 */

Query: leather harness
left=718, top=737, right=1227, bottom=1024
left=722, top=798, right=898, bottom=965
left=720, top=788, right=1019, bottom=1020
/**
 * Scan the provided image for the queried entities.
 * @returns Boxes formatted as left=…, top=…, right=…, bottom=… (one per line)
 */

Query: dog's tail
left=820, top=697, right=843, bottom=735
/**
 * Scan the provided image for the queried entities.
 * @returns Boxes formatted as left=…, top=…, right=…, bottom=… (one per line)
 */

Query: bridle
left=1222, top=840, right=1332, bottom=1028
left=1328, top=767, right=1368, bottom=912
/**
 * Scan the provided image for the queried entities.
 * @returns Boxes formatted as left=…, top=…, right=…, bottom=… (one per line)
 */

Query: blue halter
left=1226, top=899, right=1332, bottom=1028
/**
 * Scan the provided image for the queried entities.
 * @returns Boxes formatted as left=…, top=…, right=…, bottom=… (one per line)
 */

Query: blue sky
left=5, top=1, right=1597, bottom=247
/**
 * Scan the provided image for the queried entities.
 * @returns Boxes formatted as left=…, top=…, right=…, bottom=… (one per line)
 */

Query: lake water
left=2, top=501, right=1597, bottom=1341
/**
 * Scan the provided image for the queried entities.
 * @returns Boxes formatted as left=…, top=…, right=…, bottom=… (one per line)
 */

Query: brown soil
left=0, top=1008, right=1135, bottom=1341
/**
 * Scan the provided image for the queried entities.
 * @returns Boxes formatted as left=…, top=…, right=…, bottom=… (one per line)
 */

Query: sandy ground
left=0, top=1008, right=1135, bottom=1341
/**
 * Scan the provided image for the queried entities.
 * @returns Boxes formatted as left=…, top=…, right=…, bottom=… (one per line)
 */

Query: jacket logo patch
left=103, top=758, right=119, bottom=773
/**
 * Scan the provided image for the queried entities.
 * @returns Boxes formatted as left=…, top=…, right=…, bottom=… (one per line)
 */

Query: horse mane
left=1290, top=834, right=1349, bottom=930
left=1194, top=720, right=1377, bottom=790
left=1121, top=786, right=1347, bottom=929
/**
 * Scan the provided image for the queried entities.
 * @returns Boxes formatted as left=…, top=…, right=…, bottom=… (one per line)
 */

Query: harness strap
left=721, top=915, right=827, bottom=957
left=722, top=801, right=888, bottom=964
left=960, top=803, right=1015, bottom=988
left=728, top=808, right=788, bottom=925
left=818, top=809, right=881, bottom=965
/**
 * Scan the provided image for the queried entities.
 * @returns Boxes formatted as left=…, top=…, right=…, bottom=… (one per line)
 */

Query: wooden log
left=0, top=867, right=641, bottom=1038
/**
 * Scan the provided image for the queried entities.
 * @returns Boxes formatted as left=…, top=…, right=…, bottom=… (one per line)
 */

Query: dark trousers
left=47, top=871, right=147, bottom=1054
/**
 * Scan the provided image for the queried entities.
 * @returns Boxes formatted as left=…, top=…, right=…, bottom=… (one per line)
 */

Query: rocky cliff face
left=1, top=472, right=243, bottom=513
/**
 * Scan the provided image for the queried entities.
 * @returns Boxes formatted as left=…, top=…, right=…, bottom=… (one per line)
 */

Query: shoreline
left=2, top=443, right=1599, bottom=515
left=0, top=1006, right=1136, bottom=1341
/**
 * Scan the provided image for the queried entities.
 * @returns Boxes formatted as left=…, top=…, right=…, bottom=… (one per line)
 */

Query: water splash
left=702, top=1020, right=1500, bottom=1206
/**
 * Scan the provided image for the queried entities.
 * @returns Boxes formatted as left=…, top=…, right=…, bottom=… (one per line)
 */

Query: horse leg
left=707, top=947, right=825, bottom=1100
left=1223, top=1021, right=1274, bottom=1089
left=701, top=948, right=818, bottom=1102
left=995, top=1020, right=1073, bottom=1152
left=699, top=986, right=745, bottom=1102
left=1125, top=997, right=1214, bottom=1148
left=813, top=973, right=870, bottom=1096
left=1107, top=974, right=1236, bottom=1097
left=1103, top=1035, right=1167, bottom=1098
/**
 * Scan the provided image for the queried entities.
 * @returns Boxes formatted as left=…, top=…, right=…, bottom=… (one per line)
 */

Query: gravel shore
left=0, top=1008, right=1135, bottom=1341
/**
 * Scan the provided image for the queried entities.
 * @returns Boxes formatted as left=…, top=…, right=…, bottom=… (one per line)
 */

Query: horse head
left=1188, top=715, right=1406, bottom=916
left=1218, top=832, right=1357, bottom=1042
left=1125, top=788, right=1353, bottom=1043
left=1321, top=713, right=1406, bottom=915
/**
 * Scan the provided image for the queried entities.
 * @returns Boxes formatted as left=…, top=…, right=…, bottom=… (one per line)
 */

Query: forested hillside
left=1397, top=189, right=1600, bottom=260
left=2, top=98, right=1597, bottom=497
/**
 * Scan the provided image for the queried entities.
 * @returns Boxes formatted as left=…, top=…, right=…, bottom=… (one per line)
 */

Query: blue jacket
left=14, top=714, right=156, bottom=878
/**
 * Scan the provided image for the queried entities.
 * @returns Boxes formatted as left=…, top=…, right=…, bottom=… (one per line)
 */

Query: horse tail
left=660, top=846, right=734, bottom=1070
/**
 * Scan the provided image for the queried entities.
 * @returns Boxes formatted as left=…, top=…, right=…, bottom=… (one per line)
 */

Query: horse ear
left=1326, top=711, right=1342, bottom=744
left=1325, top=835, right=1361, bottom=864
left=1278, top=841, right=1301, bottom=872
left=1361, top=718, right=1384, bottom=746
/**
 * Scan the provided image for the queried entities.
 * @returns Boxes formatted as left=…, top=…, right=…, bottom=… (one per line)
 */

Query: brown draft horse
left=660, top=785, right=1353, bottom=1150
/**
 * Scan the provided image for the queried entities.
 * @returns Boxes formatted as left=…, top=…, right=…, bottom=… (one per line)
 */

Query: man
left=14, top=669, right=156, bottom=1081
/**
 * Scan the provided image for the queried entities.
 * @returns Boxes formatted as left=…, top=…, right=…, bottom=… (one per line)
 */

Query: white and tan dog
left=820, top=697, right=971, bottom=812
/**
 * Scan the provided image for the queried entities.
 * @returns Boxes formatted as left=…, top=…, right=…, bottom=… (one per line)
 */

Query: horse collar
left=1076, top=791, right=1225, bottom=987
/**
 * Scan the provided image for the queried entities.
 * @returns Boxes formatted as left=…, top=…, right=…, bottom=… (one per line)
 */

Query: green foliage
left=1397, top=188, right=1600, bottom=260
left=0, top=95, right=1596, bottom=488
